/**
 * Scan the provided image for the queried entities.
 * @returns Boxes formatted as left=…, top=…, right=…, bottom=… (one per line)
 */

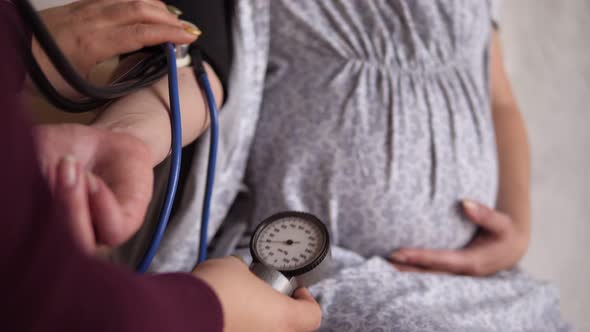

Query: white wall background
left=501, top=1, right=590, bottom=331
left=32, top=0, right=590, bottom=330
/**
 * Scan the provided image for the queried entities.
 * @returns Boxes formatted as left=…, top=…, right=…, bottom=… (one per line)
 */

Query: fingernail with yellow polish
left=183, top=23, right=202, bottom=37
left=166, top=5, right=183, bottom=16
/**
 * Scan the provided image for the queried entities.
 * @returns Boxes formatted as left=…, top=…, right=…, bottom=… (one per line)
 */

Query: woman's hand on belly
left=388, top=200, right=529, bottom=277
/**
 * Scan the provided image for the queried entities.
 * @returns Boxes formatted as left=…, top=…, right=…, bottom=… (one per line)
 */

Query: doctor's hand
left=34, top=123, right=153, bottom=251
left=194, top=257, right=322, bottom=332
left=33, top=0, right=198, bottom=97
left=389, top=200, right=529, bottom=277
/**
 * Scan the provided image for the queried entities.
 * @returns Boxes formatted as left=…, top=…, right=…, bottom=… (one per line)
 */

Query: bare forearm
left=493, top=104, right=531, bottom=239
left=92, top=63, right=223, bottom=166
left=490, top=31, right=531, bottom=249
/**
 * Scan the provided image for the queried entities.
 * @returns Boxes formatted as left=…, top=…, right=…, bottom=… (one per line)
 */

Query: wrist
left=497, top=203, right=531, bottom=260
left=514, top=225, right=531, bottom=259
left=92, top=117, right=162, bottom=167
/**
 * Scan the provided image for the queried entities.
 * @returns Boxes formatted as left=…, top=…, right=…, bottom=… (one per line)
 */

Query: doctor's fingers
left=98, top=23, right=196, bottom=56
left=88, top=134, right=154, bottom=246
left=37, top=0, right=196, bottom=73
left=54, top=156, right=96, bottom=255
left=68, top=22, right=195, bottom=72
left=72, top=1, right=183, bottom=29
left=289, top=288, right=322, bottom=332
left=75, top=0, right=168, bottom=12
left=85, top=172, right=128, bottom=246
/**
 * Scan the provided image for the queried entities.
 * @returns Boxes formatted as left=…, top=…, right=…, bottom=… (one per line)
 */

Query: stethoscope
left=15, top=0, right=332, bottom=294
left=14, top=0, right=219, bottom=273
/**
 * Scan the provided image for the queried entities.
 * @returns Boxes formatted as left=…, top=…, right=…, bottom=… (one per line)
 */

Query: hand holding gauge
left=249, top=212, right=332, bottom=296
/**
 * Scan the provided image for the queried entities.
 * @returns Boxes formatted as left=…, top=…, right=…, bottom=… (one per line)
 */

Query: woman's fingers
left=290, top=288, right=322, bottom=332
left=391, top=262, right=452, bottom=275
left=387, top=201, right=518, bottom=277
left=54, top=156, right=96, bottom=254
left=462, top=200, right=511, bottom=235
left=390, top=249, right=476, bottom=275
left=391, top=262, right=431, bottom=273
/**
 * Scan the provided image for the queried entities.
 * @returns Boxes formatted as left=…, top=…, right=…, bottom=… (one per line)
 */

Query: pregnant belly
left=331, top=191, right=479, bottom=258
left=249, top=142, right=485, bottom=258
left=250, top=57, right=497, bottom=258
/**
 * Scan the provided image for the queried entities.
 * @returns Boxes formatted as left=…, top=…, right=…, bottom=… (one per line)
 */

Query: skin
left=34, top=124, right=153, bottom=247
left=27, top=0, right=199, bottom=126
left=53, top=156, right=322, bottom=332
left=36, top=12, right=529, bottom=279
left=32, top=3, right=525, bottom=328
left=389, top=30, right=531, bottom=277
left=34, top=63, right=222, bottom=245
left=31, top=1, right=322, bottom=330
left=31, top=0, right=198, bottom=98
left=31, top=0, right=220, bottom=244
left=92, top=61, right=223, bottom=166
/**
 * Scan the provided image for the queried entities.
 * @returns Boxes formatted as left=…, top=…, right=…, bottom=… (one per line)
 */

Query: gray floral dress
left=133, top=0, right=571, bottom=330
left=243, top=0, right=571, bottom=331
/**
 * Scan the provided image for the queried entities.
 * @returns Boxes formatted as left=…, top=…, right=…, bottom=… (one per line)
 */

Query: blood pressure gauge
left=249, top=211, right=331, bottom=296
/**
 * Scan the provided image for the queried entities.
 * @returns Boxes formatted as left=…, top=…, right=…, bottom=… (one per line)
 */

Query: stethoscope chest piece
left=249, top=211, right=331, bottom=296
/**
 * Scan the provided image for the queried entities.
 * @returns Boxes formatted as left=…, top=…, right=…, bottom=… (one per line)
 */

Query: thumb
left=289, top=288, right=322, bottom=331
left=85, top=172, right=127, bottom=246
left=53, top=156, right=96, bottom=254
left=462, top=200, right=510, bottom=235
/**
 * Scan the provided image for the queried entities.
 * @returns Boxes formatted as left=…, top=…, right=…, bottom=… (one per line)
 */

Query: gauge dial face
left=252, top=214, right=327, bottom=272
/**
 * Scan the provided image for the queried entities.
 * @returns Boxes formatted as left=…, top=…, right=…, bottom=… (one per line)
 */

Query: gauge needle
left=269, top=240, right=301, bottom=245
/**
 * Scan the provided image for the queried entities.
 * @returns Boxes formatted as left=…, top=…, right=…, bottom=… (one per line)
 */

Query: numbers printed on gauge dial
left=255, top=216, right=322, bottom=271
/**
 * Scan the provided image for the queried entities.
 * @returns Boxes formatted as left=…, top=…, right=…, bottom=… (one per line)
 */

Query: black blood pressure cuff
left=165, top=1, right=233, bottom=219
left=165, top=0, right=233, bottom=96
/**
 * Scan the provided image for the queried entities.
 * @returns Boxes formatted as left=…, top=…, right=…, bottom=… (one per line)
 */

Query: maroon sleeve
left=0, top=2, right=223, bottom=331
